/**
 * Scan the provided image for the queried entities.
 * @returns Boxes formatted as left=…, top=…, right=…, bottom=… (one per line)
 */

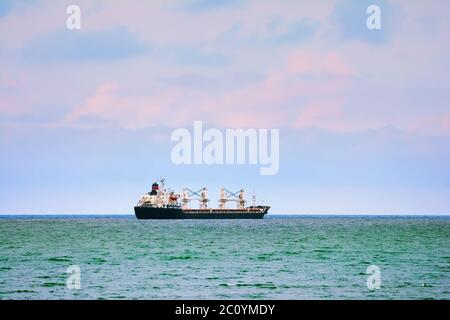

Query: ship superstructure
left=134, top=179, right=269, bottom=219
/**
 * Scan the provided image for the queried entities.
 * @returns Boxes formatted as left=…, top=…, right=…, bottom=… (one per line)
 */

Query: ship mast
left=159, top=178, right=166, bottom=193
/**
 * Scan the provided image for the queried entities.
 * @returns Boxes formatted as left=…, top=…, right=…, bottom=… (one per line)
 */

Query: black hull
left=134, top=206, right=267, bottom=219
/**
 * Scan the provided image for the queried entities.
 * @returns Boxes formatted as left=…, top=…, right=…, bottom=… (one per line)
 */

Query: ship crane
left=219, top=188, right=246, bottom=209
left=182, top=187, right=209, bottom=209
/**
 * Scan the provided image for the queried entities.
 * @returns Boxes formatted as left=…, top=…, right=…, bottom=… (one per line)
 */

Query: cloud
left=21, top=27, right=149, bottom=63
left=293, top=98, right=345, bottom=131
left=61, top=50, right=355, bottom=130
left=2, top=0, right=449, bottom=139
left=61, top=82, right=187, bottom=130
left=224, top=18, right=320, bottom=47
left=166, top=46, right=230, bottom=66
left=60, top=45, right=450, bottom=137
left=406, top=114, right=450, bottom=137
left=0, top=72, right=26, bottom=91
left=267, top=19, right=320, bottom=45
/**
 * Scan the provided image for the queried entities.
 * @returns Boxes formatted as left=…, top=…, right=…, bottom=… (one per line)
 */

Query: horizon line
left=1, top=213, right=449, bottom=217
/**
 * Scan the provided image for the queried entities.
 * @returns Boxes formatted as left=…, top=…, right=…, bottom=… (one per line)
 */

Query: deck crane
left=181, top=187, right=209, bottom=209
left=219, top=188, right=246, bottom=209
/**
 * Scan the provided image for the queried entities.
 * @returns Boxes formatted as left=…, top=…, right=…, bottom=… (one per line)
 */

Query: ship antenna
left=252, top=188, right=256, bottom=207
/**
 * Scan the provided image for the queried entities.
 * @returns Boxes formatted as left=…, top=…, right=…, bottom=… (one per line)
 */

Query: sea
left=0, top=215, right=449, bottom=300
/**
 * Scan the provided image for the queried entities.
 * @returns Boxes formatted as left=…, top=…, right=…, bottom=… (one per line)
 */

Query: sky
left=0, top=0, right=449, bottom=214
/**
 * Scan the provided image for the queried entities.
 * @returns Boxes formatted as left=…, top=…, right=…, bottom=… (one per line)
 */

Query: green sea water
left=0, top=216, right=449, bottom=300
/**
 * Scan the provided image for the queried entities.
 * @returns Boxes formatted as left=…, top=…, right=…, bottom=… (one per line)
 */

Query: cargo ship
left=134, top=179, right=269, bottom=219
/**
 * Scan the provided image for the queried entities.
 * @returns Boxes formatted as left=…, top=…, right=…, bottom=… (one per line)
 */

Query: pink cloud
left=0, top=97, right=28, bottom=117
left=406, top=115, right=450, bottom=136
left=0, top=72, right=30, bottom=118
left=286, top=51, right=355, bottom=77
left=63, top=82, right=189, bottom=130
left=0, top=73, right=26, bottom=89
left=62, top=51, right=357, bottom=131
left=293, top=98, right=345, bottom=131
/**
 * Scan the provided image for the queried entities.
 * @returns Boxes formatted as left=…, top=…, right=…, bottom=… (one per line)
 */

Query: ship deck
left=182, top=208, right=267, bottom=214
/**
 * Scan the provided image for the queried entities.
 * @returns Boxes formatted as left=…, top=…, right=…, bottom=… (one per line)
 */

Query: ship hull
left=134, top=206, right=268, bottom=219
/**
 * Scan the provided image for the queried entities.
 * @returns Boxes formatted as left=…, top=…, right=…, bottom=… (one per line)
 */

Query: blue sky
left=0, top=0, right=449, bottom=214
left=22, top=27, right=149, bottom=62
